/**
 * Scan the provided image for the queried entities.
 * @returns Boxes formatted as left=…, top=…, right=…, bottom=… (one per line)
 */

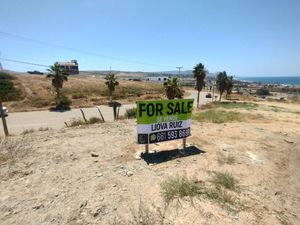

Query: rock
left=127, top=171, right=134, bottom=177
left=33, top=204, right=44, bottom=210
left=100, top=197, right=104, bottom=201
left=94, top=160, right=99, bottom=163
left=112, top=184, right=117, bottom=187
left=80, top=200, right=88, bottom=209
left=122, top=188, right=127, bottom=191
left=91, top=152, right=99, bottom=157
left=284, top=139, right=294, bottom=144
left=96, top=173, right=103, bottom=177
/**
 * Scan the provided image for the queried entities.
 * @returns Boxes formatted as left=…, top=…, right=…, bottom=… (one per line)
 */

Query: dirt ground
left=0, top=101, right=300, bottom=225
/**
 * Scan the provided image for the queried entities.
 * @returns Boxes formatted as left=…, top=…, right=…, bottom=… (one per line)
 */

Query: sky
left=0, top=0, right=299, bottom=76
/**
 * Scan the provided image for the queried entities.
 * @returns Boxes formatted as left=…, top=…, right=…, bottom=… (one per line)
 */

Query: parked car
left=0, top=106, right=8, bottom=117
left=27, top=70, right=44, bottom=75
left=205, top=93, right=212, bottom=98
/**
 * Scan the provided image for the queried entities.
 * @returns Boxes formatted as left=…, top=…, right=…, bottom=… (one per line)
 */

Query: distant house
left=56, top=60, right=79, bottom=75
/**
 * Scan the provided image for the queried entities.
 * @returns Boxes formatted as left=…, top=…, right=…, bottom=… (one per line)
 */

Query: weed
left=88, top=117, right=103, bottom=124
left=21, top=129, right=35, bottom=135
left=72, top=92, right=86, bottom=99
left=193, top=110, right=243, bottom=123
left=161, top=175, right=201, bottom=204
left=202, top=187, right=237, bottom=210
left=67, top=117, right=103, bottom=127
left=125, top=107, right=137, bottom=119
left=0, top=136, right=31, bottom=164
left=38, top=127, right=50, bottom=131
left=30, top=98, right=51, bottom=108
left=210, top=171, right=238, bottom=191
left=201, top=102, right=258, bottom=110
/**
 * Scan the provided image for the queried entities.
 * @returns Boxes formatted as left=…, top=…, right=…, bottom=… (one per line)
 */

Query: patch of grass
left=30, top=97, right=51, bottom=108
left=210, top=171, right=238, bottom=191
left=38, top=127, right=49, bottom=131
left=217, top=154, right=236, bottom=165
left=202, top=102, right=258, bottom=110
left=21, top=129, right=35, bottom=135
left=193, top=110, right=243, bottom=123
left=161, top=175, right=201, bottom=204
left=72, top=92, right=86, bottom=99
left=202, top=187, right=237, bottom=210
left=111, top=201, right=166, bottom=225
left=67, top=117, right=103, bottom=127
left=125, top=107, right=136, bottom=118
left=88, top=117, right=103, bottom=124
left=0, top=137, right=31, bottom=164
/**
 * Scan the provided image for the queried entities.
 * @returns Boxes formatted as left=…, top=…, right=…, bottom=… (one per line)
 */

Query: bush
left=0, top=72, right=14, bottom=80
left=88, top=117, right=102, bottom=124
left=55, top=95, right=72, bottom=110
left=256, top=88, right=270, bottom=96
left=125, top=108, right=137, bottom=118
left=217, top=154, right=236, bottom=165
left=72, top=92, right=85, bottom=99
left=0, top=80, right=22, bottom=101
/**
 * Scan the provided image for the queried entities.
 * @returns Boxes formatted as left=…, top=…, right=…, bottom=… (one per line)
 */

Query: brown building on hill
left=56, top=60, right=79, bottom=75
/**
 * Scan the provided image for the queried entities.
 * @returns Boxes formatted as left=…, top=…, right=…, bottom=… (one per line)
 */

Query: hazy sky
left=0, top=0, right=299, bottom=76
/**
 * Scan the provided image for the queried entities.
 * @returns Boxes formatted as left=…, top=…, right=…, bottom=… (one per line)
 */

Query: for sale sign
left=136, top=99, right=194, bottom=144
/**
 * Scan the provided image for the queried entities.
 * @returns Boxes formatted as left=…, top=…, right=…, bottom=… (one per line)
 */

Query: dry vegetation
left=6, top=73, right=164, bottom=112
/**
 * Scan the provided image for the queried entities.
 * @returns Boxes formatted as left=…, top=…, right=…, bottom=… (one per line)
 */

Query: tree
left=193, top=63, right=207, bottom=108
left=47, top=63, right=69, bottom=106
left=216, top=71, right=228, bottom=101
left=225, top=76, right=234, bottom=99
left=105, top=74, right=119, bottom=102
left=164, top=77, right=183, bottom=99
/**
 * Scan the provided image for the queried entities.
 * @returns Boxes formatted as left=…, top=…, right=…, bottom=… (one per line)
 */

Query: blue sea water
left=238, top=76, right=300, bottom=85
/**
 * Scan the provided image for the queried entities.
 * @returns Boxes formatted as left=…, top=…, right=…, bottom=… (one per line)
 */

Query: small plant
left=30, top=98, right=51, bottom=108
left=72, top=92, right=85, bottom=99
left=217, top=154, right=236, bottom=165
left=38, top=127, right=49, bottom=131
left=125, top=107, right=137, bottom=118
left=88, top=117, right=102, bottom=124
left=210, top=171, right=238, bottom=191
left=21, top=129, right=35, bottom=135
left=202, top=186, right=236, bottom=209
left=193, top=110, right=243, bottom=123
left=161, top=175, right=200, bottom=204
left=55, top=95, right=72, bottom=110
left=0, top=72, right=14, bottom=80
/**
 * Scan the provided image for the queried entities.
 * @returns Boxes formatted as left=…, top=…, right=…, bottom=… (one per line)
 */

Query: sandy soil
left=0, top=103, right=300, bottom=225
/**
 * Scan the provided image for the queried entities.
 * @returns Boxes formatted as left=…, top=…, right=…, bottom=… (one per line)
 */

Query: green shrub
left=256, top=88, right=270, bottom=96
left=0, top=72, right=14, bottom=80
left=125, top=107, right=137, bottom=118
left=55, top=95, right=72, bottom=109
left=161, top=175, right=200, bottom=204
left=0, top=80, right=22, bottom=101
left=193, top=110, right=243, bottom=123
left=72, top=92, right=85, bottom=99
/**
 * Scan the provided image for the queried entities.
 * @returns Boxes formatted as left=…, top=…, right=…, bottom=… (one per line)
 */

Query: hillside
left=5, top=73, right=165, bottom=112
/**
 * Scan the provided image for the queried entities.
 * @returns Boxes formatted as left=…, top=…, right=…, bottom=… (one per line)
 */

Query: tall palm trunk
left=0, top=101, right=9, bottom=136
left=56, top=87, right=61, bottom=105
left=197, top=91, right=200, bottom=109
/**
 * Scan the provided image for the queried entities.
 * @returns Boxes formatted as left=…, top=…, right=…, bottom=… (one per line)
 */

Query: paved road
left=0, top=91, right=215, bottom=135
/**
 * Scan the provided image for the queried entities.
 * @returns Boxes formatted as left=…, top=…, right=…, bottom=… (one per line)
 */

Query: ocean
left=237, top=76, right=300, bottom=86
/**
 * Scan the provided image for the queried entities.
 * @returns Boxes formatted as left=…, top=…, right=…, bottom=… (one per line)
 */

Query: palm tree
left=193, top=63, right=207, bottom=108
left=216, top=71, right=228, bottom=101
left=225, top=76, right=234, bottom=99
left=47, top=63, right=68, bottom=105
left=105, top=74, right=119, bottom=102
left=164, top=77, right=183, bottom=99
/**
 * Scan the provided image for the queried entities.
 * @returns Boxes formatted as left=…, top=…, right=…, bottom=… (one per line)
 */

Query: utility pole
left=176, top=66, right=183, bottom=77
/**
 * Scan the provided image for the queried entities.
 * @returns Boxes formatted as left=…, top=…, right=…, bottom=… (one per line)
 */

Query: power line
left=0, top=57, right=49, bottom=68
left=0, top=31, right=176, bottom=69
